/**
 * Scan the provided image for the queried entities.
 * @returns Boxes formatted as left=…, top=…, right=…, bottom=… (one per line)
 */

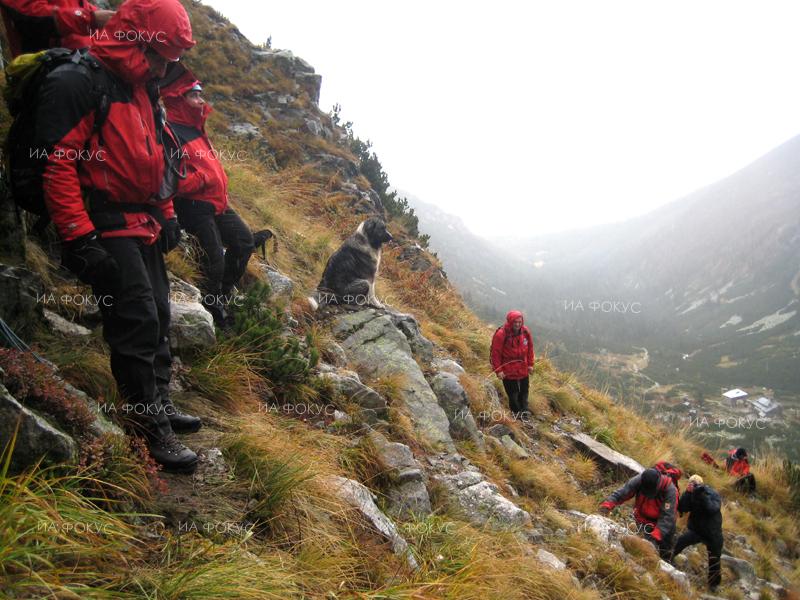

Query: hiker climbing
left=160, top=64, right=272, bottom=327
left=26, top=0, right=201, bottom=473
left=598, top=467, right=677, bottom=559
left=672, top=474, right=724, bottom=592
left=726, top=447, right=756, bottom=493
left=0, top=0, right=114, bottom=57
left=490, top=310, right=534, bottom=418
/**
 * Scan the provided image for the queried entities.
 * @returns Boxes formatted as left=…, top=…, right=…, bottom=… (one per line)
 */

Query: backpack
left=653, top=461, right=683, bottom=495
left=3, top=48, right=110, bottom=222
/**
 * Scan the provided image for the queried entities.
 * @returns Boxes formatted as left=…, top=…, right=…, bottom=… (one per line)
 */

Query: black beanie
left=640, top=468, right=660, bottom=498
left=735, top=447, right=748, bottom=459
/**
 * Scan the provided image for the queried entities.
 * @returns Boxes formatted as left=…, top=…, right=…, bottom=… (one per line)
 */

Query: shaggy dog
left=313, top=217, right=393, bottom=308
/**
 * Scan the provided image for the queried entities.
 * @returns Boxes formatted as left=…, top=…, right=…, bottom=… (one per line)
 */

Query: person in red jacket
left=160, top=67, right=270, bottom=326
left=32, top=0, right=200, bottom=473
left=599, top=467, right=678, bottom=559
left=490, top=310, right=535, bottom=417
left=725, top=447, right=756, bottom=493
left=0, top=0, right=114, bottom=57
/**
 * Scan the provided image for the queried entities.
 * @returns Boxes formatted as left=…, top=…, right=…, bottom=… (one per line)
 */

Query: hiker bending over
left=726, top=447, right=756, bottom=493
left=161, top=66, right=271, bottom=327
left=599, top=467, right=677, bottom=559
left=490, top=310, right=534, bottom=418
left=672, top=475, right=723, bottom=592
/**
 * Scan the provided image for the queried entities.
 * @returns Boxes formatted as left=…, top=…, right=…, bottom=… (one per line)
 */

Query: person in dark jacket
left=672, top=474, right=723, bottom=590
left=160, top=67, right=271, bottom=326
left=726, top=447, right=756, bottom=493
left=32, top=0, right=201, bottom=473
left=599, top=468, right=677, bottom=559
left=0, top=0, right=114, bottom=57
left=490, top=310, right=534, bottom=417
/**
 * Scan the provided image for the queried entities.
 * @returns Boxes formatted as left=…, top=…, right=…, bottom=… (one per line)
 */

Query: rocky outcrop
left=432, top=357, right=465, bottom=376
left=366, top=430, right=431, bottom=518
left=255, top=49, right=322, bottom=104
left=261, top=266, right=294, bottom=302
left=388, top=312, right=434, bottom=365
left=318, top=368, right=388, bottom=424
left=568, top=432, right=644, bottom=478
left=0, top=381, right=78, bottom=472
left=43, top=309, right=91, bottom=337
left=0, top=264, right=44, bottom=340
left=324, top=475, right=418, bottom=570
left=168, top=277, right=215, bottom=354
left=432, top=469, right=531, bottom=531
left=429, top=372, right=483, bottom=448
left=332, top=309, right=454, bottom=451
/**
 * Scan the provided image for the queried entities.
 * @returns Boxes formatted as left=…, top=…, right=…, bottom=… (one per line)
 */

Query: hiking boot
left=162, top=397, right=202, bottom=434
left=148, top=431, right=198, bottom=474
left=252, top=229, right=273, bottom=260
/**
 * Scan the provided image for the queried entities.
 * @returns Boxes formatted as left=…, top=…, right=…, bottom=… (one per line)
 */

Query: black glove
left=61, top=231, right=119, bottom=286
left=161, top=217, right=182, bottom=253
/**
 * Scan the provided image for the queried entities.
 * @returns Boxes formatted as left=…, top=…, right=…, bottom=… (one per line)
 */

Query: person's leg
left=672, top=529, right=702, bottom=559
left=518, top=376, right=530, bottom=415
left=502, top=379, right=520, bottom=415
left=215, top=208, right=254, bottom=296
left=189, top=214, right=227, bottom=324
left=707, top=533, right=723, bottom=590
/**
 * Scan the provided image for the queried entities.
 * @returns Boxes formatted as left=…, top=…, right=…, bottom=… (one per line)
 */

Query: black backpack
left=2, top=48, right=111, bottom=222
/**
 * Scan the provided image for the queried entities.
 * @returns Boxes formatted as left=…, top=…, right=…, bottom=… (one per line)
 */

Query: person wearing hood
left=672, top=474, right=723, bottom=591
left=160, top=66, right=271, bottom=326
left=490, top=310, right=535, bottom=417
left=1, top=0, right=114, bottom=57
left=725, top=447, right=756, bottom=493
left=32, top=0, right=201, bottom=473
left=598, top=467, right=678, bottom=559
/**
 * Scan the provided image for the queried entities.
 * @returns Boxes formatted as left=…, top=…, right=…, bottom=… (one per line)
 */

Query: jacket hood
left=91, top=0, right=195, bottom=85
left=161, top=66, right=210, bottom=129
left=505, top=310, right=524, bottom=329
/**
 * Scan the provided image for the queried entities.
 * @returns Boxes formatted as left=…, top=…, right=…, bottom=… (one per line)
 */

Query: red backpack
left=653, top=461, right=683, bottom=495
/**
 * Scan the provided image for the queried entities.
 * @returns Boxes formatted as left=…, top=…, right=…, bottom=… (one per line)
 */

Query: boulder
left=389, top=312, right=434, bottom=365
left=429, top=372, right=483, bottom=448
left=568, top=432, right=644, bottom=478
left=433, top=470, right=531, bottom=530
left=536, top=549, right=567, bottom=570
left=261, top=266, right=294, bottom=302
left=0, top=381, right=78, bottom=472
left=500, top=435, right=529, bottom=459
left=319, top=370, right=388, bottom=423
left=432, top=358, right=465, bottom=376
left=332, top=310, right=454, bottom=451
left=43, top=309, right=91, bottom=337
left=168, top=278, right=215, bottom=354
left=366, top=430, right=431, bottom=518
left=324, top=475, right=418, bottom=570
left=721, top=554, right=757, bottom=584
left=61, top=381, right=123, bottom=438
left=659, top=560, right=691, bottom=593
left=582, top=514, right=628, bottom=543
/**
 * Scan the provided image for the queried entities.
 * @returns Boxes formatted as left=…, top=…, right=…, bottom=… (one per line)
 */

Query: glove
left=161, top=218, right=182, bottom=253
left=598, top=504, right=612, bottom=516
left=62, top=231, right=118, bottom=286
left=649, top=527, right=663, bottom=543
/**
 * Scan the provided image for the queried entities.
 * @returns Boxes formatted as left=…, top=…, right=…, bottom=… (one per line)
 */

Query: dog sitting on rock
left=312, top=217, right=393, bottom=309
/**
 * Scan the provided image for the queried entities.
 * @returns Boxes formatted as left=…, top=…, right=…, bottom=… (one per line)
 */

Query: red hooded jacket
left=34, top=0, right=194, bottom=243
left=161, top=70, right=229, bottom=215
left=726, top=449, right=751, bottom=477
left=490, top=310, right=535, bottom=380
left=1, top=0, right=98, bottom=57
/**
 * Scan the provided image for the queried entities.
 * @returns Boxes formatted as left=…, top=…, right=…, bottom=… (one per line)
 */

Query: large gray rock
left=324, top=475, right=418, bottom=570
left=568, top=432, right=644, bottom=478
left=429, top=372, right=483, bottom=448
left=536, top=549, right=567, bottom=570
left=61, top=381, right=123, bottom=438
left=332, top=310, right=454, bottom=451
left=0, top=382, right=77, bottom=472
left=389, top=312, right=434, bottom=365
left=366, top=431, right=431, bottom=518
left=261, top=266, right=294, bottom=302
left=43, top=309, right=91, bottom=337
left=659, top=560, right=691, bottom=593
left=319, top=370, right=388, bottom=423
left=432, top=358, right=465, bottom=376
left=168, top=278, right=215, bottom=354
left=721, top=554, right=757, bottom=584
left=433, top=470, right=531, bottom=530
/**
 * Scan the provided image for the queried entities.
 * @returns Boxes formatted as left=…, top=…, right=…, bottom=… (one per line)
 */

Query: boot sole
left=169, top=420, right=203, bottom=435
left=159, top=458, right=199, bottom=475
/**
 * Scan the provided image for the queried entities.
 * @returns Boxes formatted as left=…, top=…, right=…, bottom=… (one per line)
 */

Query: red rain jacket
left=34, top=0, right=194, bottom=243
left=600, top=473, right=678, bottom=542
left=162, top=71, right=229, bottom=215
left=726, top=449, right=751, bottom=477
left=1, top=0, right=98, bottom=57
left=490, top=310, right=535, bottom=380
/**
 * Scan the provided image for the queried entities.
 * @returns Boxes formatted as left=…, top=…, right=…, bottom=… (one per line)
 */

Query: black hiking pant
left=174, top=200, right=254, bottom=319
left=673, top=528, right=723, bottom=589
left=734, top=473, right=756, bottom=494
left=502, top=376, right=530, bottom=416
left=92, top=237, right=173, bottom=441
